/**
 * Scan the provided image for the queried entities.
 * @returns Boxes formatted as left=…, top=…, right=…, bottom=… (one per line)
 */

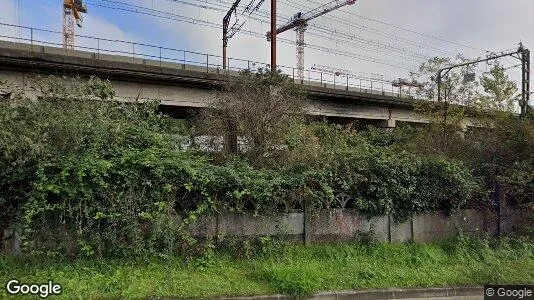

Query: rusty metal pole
left=270, top=0, right=276, bottom=73
left=223, top=40, right=227, bottom=70
left=521, top=48, right=530, bottom=118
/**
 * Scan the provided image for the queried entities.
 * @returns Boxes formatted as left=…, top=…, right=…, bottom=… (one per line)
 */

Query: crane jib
left=265, top=0, right=360, bottom=80
left=268, top=0, right=359, bottom=37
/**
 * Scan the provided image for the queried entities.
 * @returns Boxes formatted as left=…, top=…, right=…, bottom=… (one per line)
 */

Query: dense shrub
left=409, top=115, right=534, bottom=208
left=0, top=76, right=486, bottom=258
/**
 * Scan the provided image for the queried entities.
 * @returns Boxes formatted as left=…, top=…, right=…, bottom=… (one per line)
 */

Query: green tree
left=476, top=63, right=518, bottom=113
left=196, top=69, right=307, bottom=167
left=411, top=55, right=479, bottom=126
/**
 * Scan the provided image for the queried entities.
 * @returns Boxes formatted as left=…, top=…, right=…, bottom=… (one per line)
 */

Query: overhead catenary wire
left=107, top=0, right=434, bottom=62
left=84, top=0, right=420, bottom=70
left=262, top=0, right=468, bottom=56
left=148, top=0, right=451, bottom=61
left=156, top=0, right=469, bottom=65
left=212, top=0, right=471, bottom=67
left=299, top=0, right=486, bottom=52
left=115, top=0, right=431, bottom=64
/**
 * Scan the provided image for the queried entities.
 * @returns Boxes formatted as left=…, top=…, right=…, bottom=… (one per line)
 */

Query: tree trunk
left=225, top=119, right=238, bottom=154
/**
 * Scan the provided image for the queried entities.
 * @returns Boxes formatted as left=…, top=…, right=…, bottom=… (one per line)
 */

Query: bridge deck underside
left=0, top=41, right=427, bottom=126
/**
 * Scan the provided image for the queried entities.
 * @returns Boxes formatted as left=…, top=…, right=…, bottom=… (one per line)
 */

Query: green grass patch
left=1, top=237, right=534, bottom=298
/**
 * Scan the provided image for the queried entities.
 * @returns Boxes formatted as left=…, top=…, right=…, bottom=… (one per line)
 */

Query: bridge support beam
left=379, top=118, right=396, bottom=130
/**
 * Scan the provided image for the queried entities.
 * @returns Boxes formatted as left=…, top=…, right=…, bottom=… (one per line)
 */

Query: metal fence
left=0, top=22, right=419, bottom=99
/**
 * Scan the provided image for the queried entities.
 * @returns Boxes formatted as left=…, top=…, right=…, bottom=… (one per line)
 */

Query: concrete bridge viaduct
left=0, top=40, right=428, bottom=128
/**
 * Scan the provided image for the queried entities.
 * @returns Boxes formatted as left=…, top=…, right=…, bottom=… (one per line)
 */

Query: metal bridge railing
left=0, top=22, right=420, bottom=100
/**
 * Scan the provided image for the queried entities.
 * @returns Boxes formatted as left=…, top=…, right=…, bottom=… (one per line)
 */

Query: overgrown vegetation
left=1, top=61, right=533, bottom=259
left=410, top=60, right=534, bottom=210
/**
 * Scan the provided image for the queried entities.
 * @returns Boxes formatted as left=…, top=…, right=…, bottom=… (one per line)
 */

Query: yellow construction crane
left=63, top=0, right=87, bottom=49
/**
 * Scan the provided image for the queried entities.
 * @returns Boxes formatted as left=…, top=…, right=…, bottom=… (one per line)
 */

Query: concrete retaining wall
left=186, top=208, right=527, bottom=244
left=2, top=208, right=530, bottom=253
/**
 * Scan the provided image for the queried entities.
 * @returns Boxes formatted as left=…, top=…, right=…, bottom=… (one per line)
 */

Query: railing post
left=248, top=60, right=250, bottom=70
left=97, top=38, right=100, bottom=58
left=30, top=28, right=33, bottom=46
left=132, top=43, right=135, bottom=59
left=159, top=47, right=162, bottom=67
left=206, top=54, right=209, bottom=73
left=182, top=51, right=186, bottom=70
left=320, top=72, right=323, bottom=85
left=334, top=75, right=336, bottom=88
left=346, top=75, right=349, bottom=91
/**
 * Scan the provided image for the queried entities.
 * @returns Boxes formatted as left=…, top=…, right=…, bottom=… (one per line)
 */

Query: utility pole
left=270, top=0, right=276, bottom=73
left=267, top=0, right=357, bottom=80
left=223, top=0, right=242, bottom=70
left=521, top=46, right=530, bottom=118
left=436, top=45, right=531, bottom=119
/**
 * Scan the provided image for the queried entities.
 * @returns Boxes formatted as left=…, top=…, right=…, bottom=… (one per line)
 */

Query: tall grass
left=1, top=236, right=533, bottom=298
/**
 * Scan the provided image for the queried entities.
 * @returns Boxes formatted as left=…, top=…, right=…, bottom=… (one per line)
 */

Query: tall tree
left=410, top=55, right=479, bottom=126
left=476, top=63, right=518, bottom=113
left=196, top=69, right=307, bottom=166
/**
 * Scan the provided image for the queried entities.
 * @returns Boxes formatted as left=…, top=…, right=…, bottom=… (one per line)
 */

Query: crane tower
left=63, top=0, right=87, bottom=49
left=267, top=0, right=358, bottom=80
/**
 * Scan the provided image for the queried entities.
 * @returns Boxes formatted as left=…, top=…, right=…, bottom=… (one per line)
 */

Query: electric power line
left=298, top=0, right=486, bottom=52
left=85, top=0, right=420, bottom=70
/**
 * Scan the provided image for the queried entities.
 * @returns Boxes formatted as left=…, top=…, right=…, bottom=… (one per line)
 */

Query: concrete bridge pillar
left=380, top=118, right=396, bottom=130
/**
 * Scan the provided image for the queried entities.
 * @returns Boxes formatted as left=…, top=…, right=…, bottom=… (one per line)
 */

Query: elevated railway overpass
left=0, top=40, right=428, bottom=128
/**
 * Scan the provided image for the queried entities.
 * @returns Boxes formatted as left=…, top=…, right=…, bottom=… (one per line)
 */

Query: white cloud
left=76, top=14, right=140, bottom=54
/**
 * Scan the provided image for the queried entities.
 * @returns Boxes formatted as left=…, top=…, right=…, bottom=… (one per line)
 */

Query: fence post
left=320, top=72, right=323, bottom=85
left=410, top=217, right=415, bottom=242
left=495, top=182, right=503, bottom=236
left=159, top=47, right=162, bottom=67
left=12, top=227, right=21, bottom=256
left=30, top=28, right=33, bottom=46
left=206, top=54, right=209, bottom=73
left=388, top=214, right=391, bottom=244
left=132, top=43, right=135, bottom=59
left=346, top=75, right=349, bottom=91
left=182, top=51, right=186, bottom=70
left=303, top=202, right=312, bottom=245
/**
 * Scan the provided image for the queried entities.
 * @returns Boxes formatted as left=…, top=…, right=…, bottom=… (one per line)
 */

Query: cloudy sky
left=1, top=0, right=532, bottom=90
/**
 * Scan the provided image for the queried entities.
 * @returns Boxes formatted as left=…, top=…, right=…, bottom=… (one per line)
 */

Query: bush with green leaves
left=0, top=75, right=487, bottom=258
left=305, top=123, right=482, bottom=222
